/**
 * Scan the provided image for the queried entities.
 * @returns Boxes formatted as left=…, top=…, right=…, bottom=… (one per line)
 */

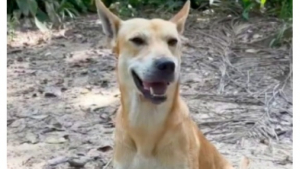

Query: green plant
left=7, top=14, right=19, bottom=41
left=229, top=0, right=268, bottom=20
left=270, top=22, right=292, bottom=47
left=7, top=0, right=293, bottom=31
left=109, top=1, right=137, bottom=17
left=267, top=0, right=292, bottom=19
left=238, top=0, right=292, bottom=19
left=239, top=0, right=257, bottom=20
left=148, top=0, right=184, bottom=12
left=209, top=0, right=292, bottom=20
left=7, top=0, right=97, bottom=31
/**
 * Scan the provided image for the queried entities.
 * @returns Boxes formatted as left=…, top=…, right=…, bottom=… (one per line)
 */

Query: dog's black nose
left=155, top=58, right=175, bottom=74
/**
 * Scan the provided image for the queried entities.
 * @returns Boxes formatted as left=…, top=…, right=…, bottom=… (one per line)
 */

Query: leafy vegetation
left=7, top=0, right=292, bottom=31
left=7, top=0, right=97, bottom=30
left=239, top=0, right=292, bottom=20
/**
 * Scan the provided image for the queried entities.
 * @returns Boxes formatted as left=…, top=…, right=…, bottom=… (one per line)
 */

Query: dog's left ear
left=95, top=0, right=121, bottom=39
left=170, top=0, right=190, bottom=34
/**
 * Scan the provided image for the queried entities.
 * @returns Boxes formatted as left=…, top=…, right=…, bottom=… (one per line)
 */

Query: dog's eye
left=130, top=37, right=145, bottom=46
left=167, top=38, right=178, bottom=46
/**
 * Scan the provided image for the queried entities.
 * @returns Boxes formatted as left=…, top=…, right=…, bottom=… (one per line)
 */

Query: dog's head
left=96, top=0, right=190, bottom=104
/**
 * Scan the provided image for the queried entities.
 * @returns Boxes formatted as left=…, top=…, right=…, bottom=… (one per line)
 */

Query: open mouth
left=131, top=70, right=169, bottom=104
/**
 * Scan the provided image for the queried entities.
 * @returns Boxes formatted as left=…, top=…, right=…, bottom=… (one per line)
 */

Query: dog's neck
left=119, top=83, right=180, bottom=131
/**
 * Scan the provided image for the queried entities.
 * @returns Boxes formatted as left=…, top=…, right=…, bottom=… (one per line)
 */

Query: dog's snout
left=142, top=58, right=176, bottom=82
left=155, top=59, right=175, bottom=73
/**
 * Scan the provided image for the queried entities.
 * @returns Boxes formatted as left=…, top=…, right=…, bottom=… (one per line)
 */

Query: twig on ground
left=103, top=158, right=112, bottom=169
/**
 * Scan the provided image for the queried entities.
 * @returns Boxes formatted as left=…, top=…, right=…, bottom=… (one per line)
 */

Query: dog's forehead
left=119, top=18, right=179, bottom=38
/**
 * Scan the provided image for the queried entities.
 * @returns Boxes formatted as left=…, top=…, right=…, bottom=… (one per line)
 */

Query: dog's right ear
left=96, top=0, right=121, bottom=40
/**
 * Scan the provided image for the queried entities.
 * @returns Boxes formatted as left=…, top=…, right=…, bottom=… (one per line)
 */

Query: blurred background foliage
left=7, top=0, right=292, bottom=30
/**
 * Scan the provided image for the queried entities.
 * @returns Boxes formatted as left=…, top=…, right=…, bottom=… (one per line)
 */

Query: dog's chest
left=114, top=153, right=188, bottom=169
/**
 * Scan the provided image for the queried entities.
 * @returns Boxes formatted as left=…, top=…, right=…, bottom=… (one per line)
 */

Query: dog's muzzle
left=131, top=58, right=175, bottom=104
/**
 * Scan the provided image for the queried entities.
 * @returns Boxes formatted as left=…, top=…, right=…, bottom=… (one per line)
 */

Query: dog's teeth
left=150, top=87, right=159, bottom=96
left=150, top=87, right=165, bottom=97
left=150, top=87, right=154, bottom=95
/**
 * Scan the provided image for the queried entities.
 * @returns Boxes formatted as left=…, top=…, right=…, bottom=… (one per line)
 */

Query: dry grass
left=182, top=12, right=292, bottom=144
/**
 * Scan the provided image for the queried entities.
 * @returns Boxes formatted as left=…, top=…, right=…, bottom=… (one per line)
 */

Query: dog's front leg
left=112, top=141, right=137, bottom=169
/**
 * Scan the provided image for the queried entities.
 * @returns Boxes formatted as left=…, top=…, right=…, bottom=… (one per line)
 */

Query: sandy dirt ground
left=7, top=13, right=292, bottom=169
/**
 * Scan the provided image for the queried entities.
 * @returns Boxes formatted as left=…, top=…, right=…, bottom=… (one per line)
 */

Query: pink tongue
left=143, top=82, right=167, bottom=95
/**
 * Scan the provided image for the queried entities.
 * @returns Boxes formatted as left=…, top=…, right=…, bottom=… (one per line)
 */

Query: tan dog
left=96, top=0, right=249, bottom=169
